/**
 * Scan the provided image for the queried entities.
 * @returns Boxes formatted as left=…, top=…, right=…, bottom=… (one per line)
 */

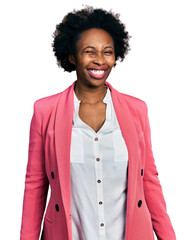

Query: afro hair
left=52, top=6, right=131, bottom=72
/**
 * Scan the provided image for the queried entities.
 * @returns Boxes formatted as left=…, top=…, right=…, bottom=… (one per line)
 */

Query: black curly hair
left=52, top=6, right=131, bottom=72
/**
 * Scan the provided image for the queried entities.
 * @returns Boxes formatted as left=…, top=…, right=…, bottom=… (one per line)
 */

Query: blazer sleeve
left=20, top=101, right=49, bottom=240
left=143, top=103, right=176, bottom=240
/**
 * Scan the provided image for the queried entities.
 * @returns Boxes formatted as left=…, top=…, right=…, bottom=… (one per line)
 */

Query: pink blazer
left=20, top=80, right=176, bottom=240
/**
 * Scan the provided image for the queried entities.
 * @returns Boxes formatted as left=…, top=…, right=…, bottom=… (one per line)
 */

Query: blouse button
left=99, top=201, right=103, bottom=205
left=94, top=137, right=98, bottom=141
left=100, top=223, right=104, bottom=227
left=97, top=180, right=101, bottom=183
left=96, top=158, right=100, bottom=162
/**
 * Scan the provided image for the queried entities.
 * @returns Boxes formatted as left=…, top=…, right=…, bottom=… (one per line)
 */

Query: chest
left=78, top=102, right=107, bottom=133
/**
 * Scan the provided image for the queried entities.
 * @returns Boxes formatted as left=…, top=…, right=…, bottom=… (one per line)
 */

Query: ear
left=68, top=54, right=76, bottom=65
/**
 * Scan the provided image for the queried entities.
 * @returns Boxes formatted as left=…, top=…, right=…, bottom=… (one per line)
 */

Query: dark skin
left=69, top=28, right=116, bottom=133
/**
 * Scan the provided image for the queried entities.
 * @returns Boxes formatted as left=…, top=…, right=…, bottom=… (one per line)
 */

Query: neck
left=74, top=81, right=107, bottom=104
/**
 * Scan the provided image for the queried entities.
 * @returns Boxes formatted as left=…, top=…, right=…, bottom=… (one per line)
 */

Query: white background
left=0, top=0, right=195, bottom=239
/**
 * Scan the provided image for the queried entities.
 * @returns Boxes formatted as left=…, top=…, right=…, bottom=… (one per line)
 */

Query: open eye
left=104, top=51, right=113, bottom=55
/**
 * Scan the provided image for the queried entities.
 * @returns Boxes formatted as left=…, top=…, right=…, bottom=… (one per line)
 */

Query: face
left=69, top=28, right=115, bottom=88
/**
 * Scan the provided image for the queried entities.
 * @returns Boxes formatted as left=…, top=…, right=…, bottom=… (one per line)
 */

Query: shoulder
left=116, top=91, right=149, bottom=130
left=106, top=81, right=147, bottom=113
left=119, top=92, right=148, bottom=115
left=33, top=91, right=63, bottom=118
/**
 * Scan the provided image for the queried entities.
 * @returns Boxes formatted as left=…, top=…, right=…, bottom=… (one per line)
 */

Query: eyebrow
left=83, top=46, right=114, bottom=50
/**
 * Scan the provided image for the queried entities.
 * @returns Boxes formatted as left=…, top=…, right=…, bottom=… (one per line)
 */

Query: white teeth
left=89, top=70, right=105, bottom=75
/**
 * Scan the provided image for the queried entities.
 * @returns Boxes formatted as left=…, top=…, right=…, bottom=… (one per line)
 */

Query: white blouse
left=70, top=86, right=129, bottom=240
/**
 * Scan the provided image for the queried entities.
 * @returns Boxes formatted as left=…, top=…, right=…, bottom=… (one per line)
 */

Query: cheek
left=108, top=54, right=116, bottom=65
left=78, top=57, right=92, bottom=69
left=108, top=57, right=116, bottom=67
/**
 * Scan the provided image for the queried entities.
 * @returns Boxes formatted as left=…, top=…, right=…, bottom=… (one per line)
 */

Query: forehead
left=76, top=28, right=114, bottom=49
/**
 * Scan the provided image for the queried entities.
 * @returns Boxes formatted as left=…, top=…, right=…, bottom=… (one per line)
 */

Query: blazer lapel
left=105, top=81, right=141, bottom=214
left=54, top=81, right=75, bottom=221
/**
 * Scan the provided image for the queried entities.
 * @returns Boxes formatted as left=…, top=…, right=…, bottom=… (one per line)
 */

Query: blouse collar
left=74, top=85, right=111, bottom=104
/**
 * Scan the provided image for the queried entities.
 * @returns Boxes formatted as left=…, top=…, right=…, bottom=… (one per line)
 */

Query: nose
left=93, top=52, right=105, bottom=65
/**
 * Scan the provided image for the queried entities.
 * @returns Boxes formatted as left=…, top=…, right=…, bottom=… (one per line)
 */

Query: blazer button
left=138, top=200, right=142, bottom=208
left=51, top=172, right=55, bottom=179
left=141, top=169, right=143, bottom=176
left=55, top=204, right=59, bottom=212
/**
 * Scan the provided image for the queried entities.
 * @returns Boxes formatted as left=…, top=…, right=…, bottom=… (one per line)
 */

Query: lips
left=87, top=68, right=107, bottom=79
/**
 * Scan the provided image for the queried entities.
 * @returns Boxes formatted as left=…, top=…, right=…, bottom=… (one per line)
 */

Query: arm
left=143, top=103, right=176, bottom=240
left=20, top=101, right=49, bottom=240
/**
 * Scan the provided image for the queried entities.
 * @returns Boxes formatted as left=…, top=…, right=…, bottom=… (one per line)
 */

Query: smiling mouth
left=87, top=69, right=107, bottom=79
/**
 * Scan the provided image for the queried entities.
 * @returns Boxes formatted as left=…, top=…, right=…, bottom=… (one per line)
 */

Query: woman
left=20, top=6, right=176, bottom=240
